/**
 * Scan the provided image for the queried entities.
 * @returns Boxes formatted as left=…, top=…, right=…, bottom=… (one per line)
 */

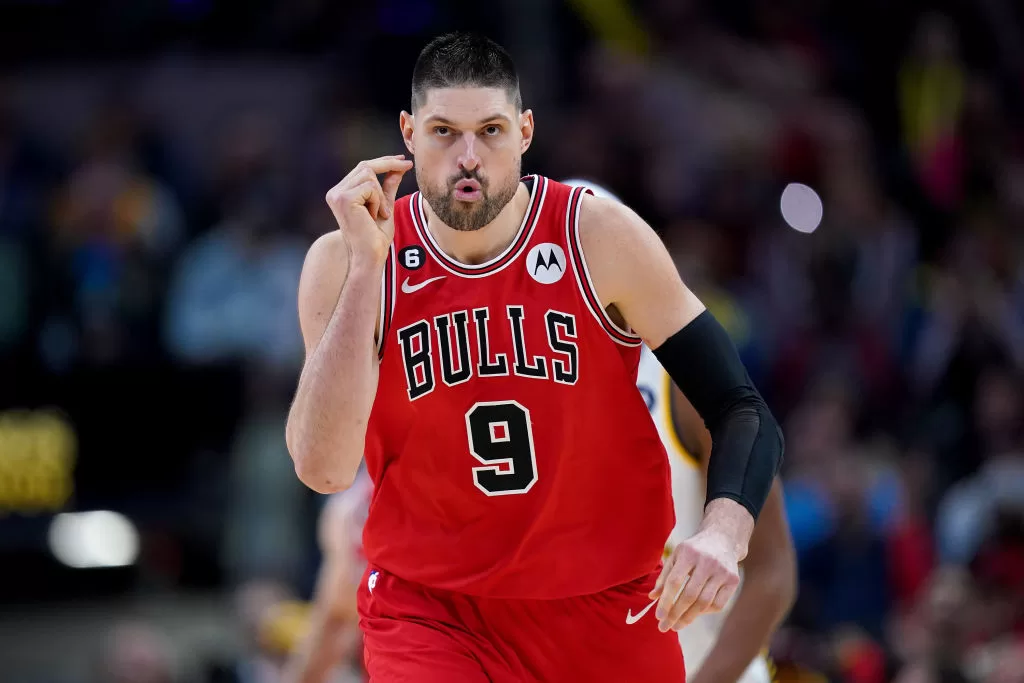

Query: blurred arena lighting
left=48, top=510, right=140, bottom=569
left=779, top=182, right=823, bottom=233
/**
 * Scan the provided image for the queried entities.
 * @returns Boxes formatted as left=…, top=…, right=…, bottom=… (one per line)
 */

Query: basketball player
left=563, top=180, right=797, bottom=683
left=286, top=32, right=785, bottom=682
left=286, top=363, right=793, bottom=683
left=640, top=349, right=795, bottom=683
left=283, top=360, right=795, bottom=683
left=282, top=470, right=371, bottom=683
left=285, top=374, right=794, bottom=683
left=285, top=386, right=792, bottom=683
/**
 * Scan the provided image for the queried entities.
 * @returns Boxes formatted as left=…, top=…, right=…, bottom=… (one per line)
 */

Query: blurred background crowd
left=1, top=0, right=1022, bottom=682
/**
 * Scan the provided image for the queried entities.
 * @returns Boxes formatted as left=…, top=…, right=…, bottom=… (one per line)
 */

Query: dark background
left=1, top=0, right=1022, bottom=681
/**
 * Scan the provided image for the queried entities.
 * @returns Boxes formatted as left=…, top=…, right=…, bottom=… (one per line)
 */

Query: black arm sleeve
left=652, top=310, right=784, bottom=520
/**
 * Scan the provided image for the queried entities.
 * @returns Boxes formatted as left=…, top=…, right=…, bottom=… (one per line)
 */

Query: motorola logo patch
left=526, top=243, right=566, bottom=284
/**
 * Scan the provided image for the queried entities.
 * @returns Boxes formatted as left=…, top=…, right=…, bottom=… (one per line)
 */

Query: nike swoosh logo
left=625, top=598, right=658, bottom=625
left=401, top=276, right=446, bottom=294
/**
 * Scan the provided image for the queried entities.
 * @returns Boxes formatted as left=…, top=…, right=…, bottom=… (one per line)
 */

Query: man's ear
left=400, top=111, right=415, bottom=155
left=519, top=109, right=535, bottom=154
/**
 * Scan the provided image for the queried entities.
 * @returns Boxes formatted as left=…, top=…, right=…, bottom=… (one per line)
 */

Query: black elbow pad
left=652, top=310, right=784, bottom=519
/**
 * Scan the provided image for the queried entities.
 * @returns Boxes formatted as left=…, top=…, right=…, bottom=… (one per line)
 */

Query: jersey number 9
left=465, top=401, right=538, bottom=496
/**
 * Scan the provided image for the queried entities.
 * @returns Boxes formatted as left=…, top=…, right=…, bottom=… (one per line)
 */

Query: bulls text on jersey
left=396, top=306, right=579, bottom=401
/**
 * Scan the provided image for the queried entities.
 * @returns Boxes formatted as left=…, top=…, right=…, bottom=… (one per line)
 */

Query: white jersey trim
left=375, top=242, right=396, bottom=360
left=410, top=176, right=548, bottom=278
left=565, top=186, right=643, bottom=347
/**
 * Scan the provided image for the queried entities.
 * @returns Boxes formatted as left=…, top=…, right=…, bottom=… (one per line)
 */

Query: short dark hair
left=411, top=32, right=522, bottom=112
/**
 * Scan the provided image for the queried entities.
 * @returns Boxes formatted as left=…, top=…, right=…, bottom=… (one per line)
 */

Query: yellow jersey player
left=566, top=178, right=797, bottom=683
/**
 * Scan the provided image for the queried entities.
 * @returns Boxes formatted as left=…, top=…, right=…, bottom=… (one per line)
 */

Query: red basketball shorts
left=357, top=564, right=686, bottom=682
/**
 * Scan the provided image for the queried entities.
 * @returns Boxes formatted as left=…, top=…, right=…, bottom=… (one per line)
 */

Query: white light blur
left=780, top=183, right=823, bottom=233
left=48, top=510, right=140, bottom=569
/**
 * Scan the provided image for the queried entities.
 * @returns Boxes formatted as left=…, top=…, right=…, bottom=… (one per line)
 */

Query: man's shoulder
left=297, top=231, right=350, bottom=321
left=301, top=230, right=351, bottom=282
left=307, top=230, right=347, bottom=260
left=576, top=191, right=657, bottom=289
left=578, top=192, right=647, bottom=246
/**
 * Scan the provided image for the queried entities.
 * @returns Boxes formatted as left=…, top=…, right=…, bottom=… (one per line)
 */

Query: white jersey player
left=639, top=346, right=785, bottom=683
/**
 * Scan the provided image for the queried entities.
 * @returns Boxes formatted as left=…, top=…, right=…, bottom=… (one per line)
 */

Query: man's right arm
left=285, top=232, right=382, bottom=493
left=286, top=155, right=410, bottom=494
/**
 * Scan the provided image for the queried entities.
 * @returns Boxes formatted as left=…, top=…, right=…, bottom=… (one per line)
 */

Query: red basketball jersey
left=363, top=176, right=674, bottom=599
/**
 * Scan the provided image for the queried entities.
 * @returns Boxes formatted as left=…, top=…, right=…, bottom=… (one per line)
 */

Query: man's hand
left=287, top=155, right=411, bottom=494
left=325, top=155, right=413, bottom=266
left=650, top=529, right=743, bottom=633
left=649, top=499, right=753, bottom=633
left=688, top=482, right=796, bottom=683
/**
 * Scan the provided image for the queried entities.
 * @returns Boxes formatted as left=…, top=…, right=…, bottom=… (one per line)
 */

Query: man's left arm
left=579, top=195, right=785, bottom=634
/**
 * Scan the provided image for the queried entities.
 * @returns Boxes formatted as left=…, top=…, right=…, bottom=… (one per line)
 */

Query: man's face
left=403, top=87, right=533, bottom=231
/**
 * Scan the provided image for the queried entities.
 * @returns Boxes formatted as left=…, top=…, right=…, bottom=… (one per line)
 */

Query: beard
left=419, top=162, right=521, bottom=232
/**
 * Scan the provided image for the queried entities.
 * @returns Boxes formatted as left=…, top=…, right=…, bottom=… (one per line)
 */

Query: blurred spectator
left=222, top=368, right=310, bottom=588
left=782, top=387, right=858, bottom=555
left=206, top=579, right=315, bottom=683
left=899, top=13, right=966, bottom=212
left=163, top=171, right=304, bottom=372
left=890, top=569, right=976, bottom=683
left=936, top=367, right=1024, bottom=564
left=886, top=450, right=938, bottom=612
left=797, top=451, right=893, bottom=642
left=46, top=103, right=185, bottom=368
left=97, top=621, right=178, bottom=683
left=824, top=126, right=919, bottom=357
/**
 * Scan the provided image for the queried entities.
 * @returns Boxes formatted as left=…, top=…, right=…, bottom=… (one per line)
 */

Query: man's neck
left=423, top=182, right=530, bottom=265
